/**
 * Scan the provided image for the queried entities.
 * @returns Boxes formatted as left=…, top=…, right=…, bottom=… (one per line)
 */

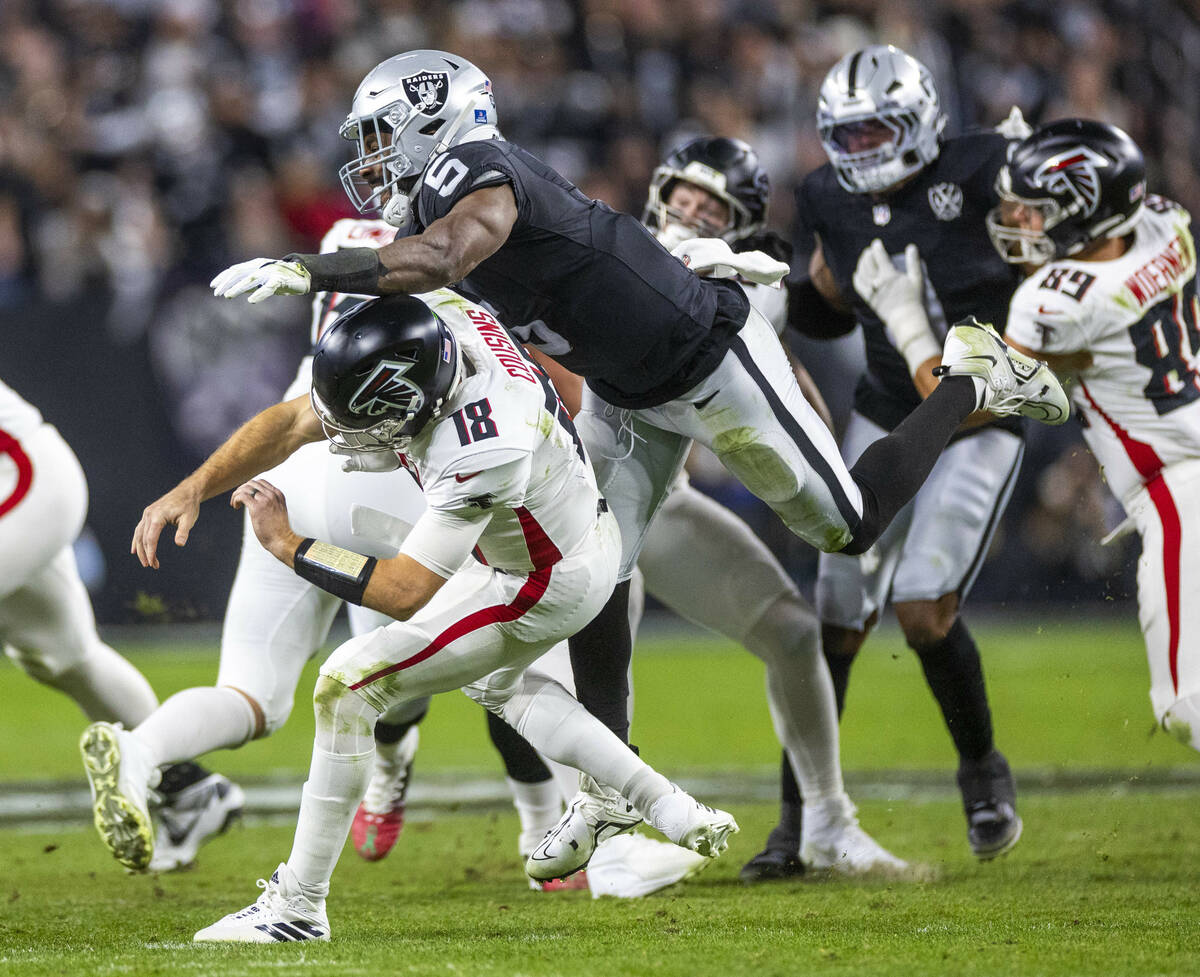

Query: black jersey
left=793, top=130, right=1021, bottom=432
left=414, top=139, right=750, bottom=409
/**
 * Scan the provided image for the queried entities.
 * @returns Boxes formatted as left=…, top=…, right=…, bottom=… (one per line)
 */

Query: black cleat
left=957, top=749, right=1023, bottom=860
left=739, top=845, right=805, bottom=883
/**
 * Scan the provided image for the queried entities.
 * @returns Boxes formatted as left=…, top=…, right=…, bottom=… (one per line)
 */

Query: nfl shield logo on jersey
left=928, top=182, right=963, bottom=221
left=402, top=71, right=450, bottom=116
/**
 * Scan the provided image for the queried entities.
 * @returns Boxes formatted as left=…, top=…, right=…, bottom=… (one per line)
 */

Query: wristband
left=285, top=249, right=385, bottom=295
left=293, top=537, right=378, bottom=605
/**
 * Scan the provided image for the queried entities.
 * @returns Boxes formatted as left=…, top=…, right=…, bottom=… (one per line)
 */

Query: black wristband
left=293, top=537, right=378, bottom=606
left=285, top=249, right=385, bottom=295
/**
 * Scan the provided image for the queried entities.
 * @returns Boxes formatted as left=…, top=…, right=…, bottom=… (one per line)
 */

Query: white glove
left=210, top=258, right=312, bottom=304
left=853, top=238, right=941, bottom=377
left=329, top=443, right=402, bottom=473
left=995, top=105, right=1032, bottom=141
left=671, top=237, right=790, bottom=287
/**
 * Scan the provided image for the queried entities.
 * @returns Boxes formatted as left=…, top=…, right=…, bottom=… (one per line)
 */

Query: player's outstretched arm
left=213, top=186, right=519, bottom=303
left=234, top=477, right=446, bottom=621
left=131, top=396, right=323, bottom=569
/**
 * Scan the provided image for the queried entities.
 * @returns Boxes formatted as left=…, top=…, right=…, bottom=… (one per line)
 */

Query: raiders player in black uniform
left=742, top=45, right=1030, bottom=881
left=210, top=50, right=1066, bottom=845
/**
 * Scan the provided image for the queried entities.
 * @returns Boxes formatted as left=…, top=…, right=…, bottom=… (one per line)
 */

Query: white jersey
left=399, top=290, right=602, bottom=577
left=743, top=279, right=787, bottom=337
left=1006, top=197, right=1200, bottom=505
left=0, top=379, right=44, bottom=441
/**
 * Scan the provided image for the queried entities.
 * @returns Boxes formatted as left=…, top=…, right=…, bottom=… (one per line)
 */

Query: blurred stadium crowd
left=4, top=0, right=1194, bottom=620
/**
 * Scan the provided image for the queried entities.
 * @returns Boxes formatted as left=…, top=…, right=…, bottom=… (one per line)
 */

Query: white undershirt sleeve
left=400, top=507, right=494, bottom=579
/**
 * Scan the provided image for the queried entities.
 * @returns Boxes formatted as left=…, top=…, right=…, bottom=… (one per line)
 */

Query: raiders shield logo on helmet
left=349, top=359, right=426, bottom=417
left=402, top=71, right=450, bottom=116
left=928, top=182, right=963, bottom=221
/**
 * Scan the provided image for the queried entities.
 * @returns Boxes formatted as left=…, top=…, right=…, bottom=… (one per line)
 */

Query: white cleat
left=80, top=722, right=159, bottom=871
left=194, top=863, right=330, bottom=943
left=801, top=794, right=910, bottom=877
left=935, top=316, right=1070, bottom=424
left=645, top=785, right=739, bottom=858
left=587, top=831, right=711, bottom=899
left=149, top=774, right=246, bottom=872
left=525, top=775, right=642, bottom=882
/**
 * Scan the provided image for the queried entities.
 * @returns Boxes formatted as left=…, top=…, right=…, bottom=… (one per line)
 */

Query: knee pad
left=313, top=674, right=380, bottom=755
left=1161, top=694, right=1200, bottom=753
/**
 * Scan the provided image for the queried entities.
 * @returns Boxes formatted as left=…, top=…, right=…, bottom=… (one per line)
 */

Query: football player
left=482, top=136, right=908, bottom=880
left=744, top=45, right=1035, bottom=879
left=988, top=120, right=1200, bottom=754
left=121, top=289, right=739, bottom=942
left=210, top=49, right=1068, bottom=847
left=0, top=378, right=241, bottom=868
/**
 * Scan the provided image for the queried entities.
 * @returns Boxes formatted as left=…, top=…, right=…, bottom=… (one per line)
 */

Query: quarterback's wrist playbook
left=285, top=249, right=384, bottom=295
left=293, top=537, right=378, bottom=605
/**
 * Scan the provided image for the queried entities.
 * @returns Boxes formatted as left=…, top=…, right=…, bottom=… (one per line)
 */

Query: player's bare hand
left=132, top=484, right=202, bottom=569
left=231, top=478, right=301, bottom=561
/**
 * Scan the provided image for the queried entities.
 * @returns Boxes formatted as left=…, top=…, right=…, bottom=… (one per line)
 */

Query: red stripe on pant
left=0, top=430, right=33, bottom=519
left=1147, top=476, right=1183, bottom=693
left=349, top=565, right=553, bottom=689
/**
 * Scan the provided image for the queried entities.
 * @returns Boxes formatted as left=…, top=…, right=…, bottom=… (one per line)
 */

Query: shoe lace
left=362, top=760, right=411, bottom=814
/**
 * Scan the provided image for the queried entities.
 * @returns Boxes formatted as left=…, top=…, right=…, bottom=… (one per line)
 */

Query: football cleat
left=529, top=871, right=590, bottom=892
left=958, top=749, right=1023, bottom=860
left=738, top=844, right=806, bottom=884
left=80, top=722, right=159, bottom=871
left=352, top=726, right=418, bottom=862
left=194, top=863, right=330, bottom=943
left=934, top=317, right=1069, bottom=424
left=587, top=831, right=711, bottom=898
left=149, top=774, right=246, bottom=872
left=644, top=785, right=739, bottom=858
left=800, top=794, right=910, bottom=877
left=525, top=775, right=642, bottom=882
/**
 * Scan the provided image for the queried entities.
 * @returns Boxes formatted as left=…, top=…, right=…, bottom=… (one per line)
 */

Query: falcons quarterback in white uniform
left=991, top=119, right=1200, bottom=751
left=111, top=287, right=736, bottom=941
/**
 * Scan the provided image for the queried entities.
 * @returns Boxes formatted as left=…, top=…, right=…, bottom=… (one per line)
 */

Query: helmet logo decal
left=349, top=359, right=424, bottom=417
left=402, top=71, right=449, bottom=116
left=927, top=182, right=963, bottom=221
left=1033, top=146, right=1109, bottom=217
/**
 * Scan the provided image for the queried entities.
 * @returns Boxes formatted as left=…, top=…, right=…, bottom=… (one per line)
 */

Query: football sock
left=506, top=776, right=562, bottom=856
left=567, top=579, right=633, bottom=743
left=134, top=686, right=257, bottom=767
left=489, top=669, right=646, bottom=798
left=912, top=618, right=994, bottom=763
left=486, top=708, right=554, bottom=783
left=765, top=751, right=803, bottom=854
left=620, top=765, right=674, bottom=816
left=157, top=761, right=212, bottom=797
left=745, top=593, right=844, bottom=801
left=821, top=642, right=855, bottom=715
left=843, top=376, right=977, bottom=554
left=48, top=642, right=159, bottom=727
left=288, top=743, right=374, bottom=901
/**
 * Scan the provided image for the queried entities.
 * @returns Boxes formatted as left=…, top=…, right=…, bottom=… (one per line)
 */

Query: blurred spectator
left=2, top=0, right=1195, bottom=619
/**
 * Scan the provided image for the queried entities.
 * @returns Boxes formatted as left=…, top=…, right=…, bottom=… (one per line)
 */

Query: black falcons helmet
left=311, top=294, right=459, bottom=450
left=643, top=136, right=769, bottom=243
left=987, top=118, right=1146, bottom=266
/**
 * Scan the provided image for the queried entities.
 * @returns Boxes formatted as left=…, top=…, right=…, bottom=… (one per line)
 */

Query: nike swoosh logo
left=693, top=391, right=720, bottom=410
left=966, top=354, right=998, bottom=366
left=454, top=471, right=484, bottom=482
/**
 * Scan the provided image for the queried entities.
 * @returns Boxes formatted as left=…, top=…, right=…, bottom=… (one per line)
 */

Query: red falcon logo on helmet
left=349, top=359, right=425, bottom=417
left=1033, top=145, right=1110, bottom=218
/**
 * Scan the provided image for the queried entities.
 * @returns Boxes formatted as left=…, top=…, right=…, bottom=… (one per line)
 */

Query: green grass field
left=2, top=616, right=1198, bottom=976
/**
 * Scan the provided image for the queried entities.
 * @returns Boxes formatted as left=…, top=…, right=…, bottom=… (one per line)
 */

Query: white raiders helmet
left=817, top=45, right=946, bottom=194
left=338, top=50, right=499, bottom=229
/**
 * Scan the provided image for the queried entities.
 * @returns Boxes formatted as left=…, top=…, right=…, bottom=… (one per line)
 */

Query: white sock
left=133, top=686, right=257, bottom=768
left=498, top=672, right=645, bottom=794
left=507, top=777, right=561, bottom=856
left=51, top=643, right=159, bottom=727
left=620, top=766, right=674, bottom=815
left=287, top=742, right=374, bottom=902
left=746, top=595, right=845, bottom=803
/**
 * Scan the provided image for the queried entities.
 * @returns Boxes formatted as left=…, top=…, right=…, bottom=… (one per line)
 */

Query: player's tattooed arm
left=131, top=396, right=324, bottom=568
